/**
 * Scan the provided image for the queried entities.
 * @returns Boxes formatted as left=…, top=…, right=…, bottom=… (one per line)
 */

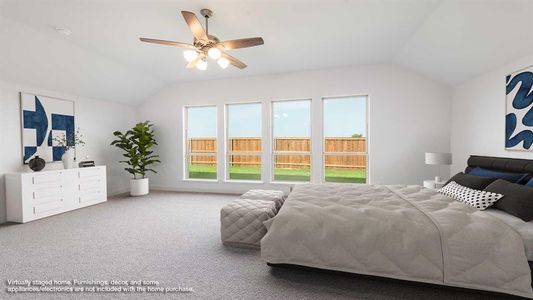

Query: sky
left=187, top=96, right=366, bottom=138
left=324, top=97, right=366, bottom=137
left=228, top=103, right=262, bottom=137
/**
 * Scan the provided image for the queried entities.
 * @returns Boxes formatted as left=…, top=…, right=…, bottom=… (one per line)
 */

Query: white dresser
left=6, top=166, right=107, bottom=223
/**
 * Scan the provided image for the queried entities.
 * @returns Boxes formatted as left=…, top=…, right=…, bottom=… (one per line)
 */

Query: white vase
left=130, top=178, right=149, bottom=196
left=61, top=149, right=75, bottom=169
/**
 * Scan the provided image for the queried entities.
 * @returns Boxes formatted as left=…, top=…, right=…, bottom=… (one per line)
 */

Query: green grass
left=187, top=164, right=366, bottom=183
left=188, top=164, right=218, bottom=180
left=325, top=169, right=366, bottom=183
left=229, top=165, right=261, bottom=181
left=273, top=167, right=310, bottom=182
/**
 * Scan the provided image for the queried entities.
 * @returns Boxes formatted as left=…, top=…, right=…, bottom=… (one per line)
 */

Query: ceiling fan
left=140, top=9, right=264, bottom=70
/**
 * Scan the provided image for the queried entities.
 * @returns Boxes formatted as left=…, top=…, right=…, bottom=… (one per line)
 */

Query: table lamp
left=425, top=152, right=452, bottom=183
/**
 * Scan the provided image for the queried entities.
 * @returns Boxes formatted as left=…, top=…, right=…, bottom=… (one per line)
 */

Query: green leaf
left=110, top=120, right=160, bottom=178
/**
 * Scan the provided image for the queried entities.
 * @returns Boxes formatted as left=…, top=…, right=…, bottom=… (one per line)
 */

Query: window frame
left=183, top=104, right=218, bottom=181
left=224, top=101, right=263, bottom=182
left=270, top=98, right=313, bottom=183
left=322, top=95, right=369, bottom=184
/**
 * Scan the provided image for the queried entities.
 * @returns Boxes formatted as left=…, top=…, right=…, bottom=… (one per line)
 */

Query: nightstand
left=423, top=179, right=445, bottom=190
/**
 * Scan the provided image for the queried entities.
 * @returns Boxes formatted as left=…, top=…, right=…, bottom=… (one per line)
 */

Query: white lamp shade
left=208, top=47, right=222, bottom=60
left=217, top=57, right=230, bottom=69
left=425, top=152, right=452, bottom=165
left=183, top=50, right=198, bottom=62
left=196, top=59, right=207, bottom=70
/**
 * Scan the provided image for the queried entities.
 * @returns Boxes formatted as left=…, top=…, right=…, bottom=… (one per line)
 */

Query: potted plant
left=53, top=128, right=85, bottom=169
left=111, top=121, right=160, bottom=196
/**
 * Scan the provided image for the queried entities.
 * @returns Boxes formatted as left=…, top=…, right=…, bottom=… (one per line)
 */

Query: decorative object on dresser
left=20, top=92, right=75, bottom=164
left=505, top=64, right=533, bottom=151
left=52, top=128, right=85, bottom=169
left=79, top=160, right=95, bottom=168
left=425, top=152, right=452, bottom=183
left=28, top=156, right=45, bottom=172
left=5, top=166, right=107, bottom=223
left=111, top=121, right=160, bottom=196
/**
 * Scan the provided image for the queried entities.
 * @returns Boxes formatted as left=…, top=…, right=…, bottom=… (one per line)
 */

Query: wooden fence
left=188, top=137, right=366, bottom=170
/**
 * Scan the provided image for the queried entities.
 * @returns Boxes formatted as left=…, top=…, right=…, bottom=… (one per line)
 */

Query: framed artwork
left=20, top=92, right=75, bottom=163
left=505, top=65, right=533, bottom=151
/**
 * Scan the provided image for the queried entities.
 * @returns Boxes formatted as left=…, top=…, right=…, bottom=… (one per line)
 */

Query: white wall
left=137, top=64, right=451, bottom=194
left=0, top=80, right=137, bottom=223
left=451, top=54, right=533, bottom=174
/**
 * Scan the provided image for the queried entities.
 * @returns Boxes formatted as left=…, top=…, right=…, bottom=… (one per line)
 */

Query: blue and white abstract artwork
left=506, top=65, right=533, bottom=151
left=21, top=93, right=75, bottom=163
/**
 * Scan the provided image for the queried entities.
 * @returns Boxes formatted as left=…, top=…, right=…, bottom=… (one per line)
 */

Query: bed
left=261, top=155, right=533, bottom=298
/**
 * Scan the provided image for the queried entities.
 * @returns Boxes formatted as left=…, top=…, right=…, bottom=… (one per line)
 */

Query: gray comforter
left=261, top=184, right=533, bottom=298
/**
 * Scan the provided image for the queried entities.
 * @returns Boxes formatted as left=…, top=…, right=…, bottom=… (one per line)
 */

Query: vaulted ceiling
left=0, top=0, right=532, bottom=105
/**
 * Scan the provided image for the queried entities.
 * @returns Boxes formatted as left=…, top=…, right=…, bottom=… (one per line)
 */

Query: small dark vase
left=29, top=156, right=46, bottom=172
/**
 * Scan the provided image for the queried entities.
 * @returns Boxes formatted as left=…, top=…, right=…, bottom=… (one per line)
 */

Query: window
left=226, top=103, right=262, bottom=181
left=272, top=100, right=311, bottom=182
left=323, top=96, right=367, bottom=183
left=184, top=106, right=217, bottom=180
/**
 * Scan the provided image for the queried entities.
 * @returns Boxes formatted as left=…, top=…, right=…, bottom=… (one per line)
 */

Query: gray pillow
left=484, top=179, right=533, bottom=222
left=445, top=172, right=497, bottom=190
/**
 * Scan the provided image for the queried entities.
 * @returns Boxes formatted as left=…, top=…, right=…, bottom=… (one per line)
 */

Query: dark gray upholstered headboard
left=465, top=155, right=533, bottom=174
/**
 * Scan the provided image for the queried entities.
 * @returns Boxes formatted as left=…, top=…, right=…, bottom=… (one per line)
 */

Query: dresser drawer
left=79, top=182, right=102, bottom=192
left=33, top=185, right=63, bottom=200
left=33, top=196, right=64, bottom=205
left=79, top=186, right=102, bottom=196
left=32, top=172, right=62, bottom=185
left=78, top=168, right=103, bottom=179
left=34, top=199, right=64, bottom=215
left=79, top=190, right=104, bottom=204
left=78, top=177, right=103, bottom=187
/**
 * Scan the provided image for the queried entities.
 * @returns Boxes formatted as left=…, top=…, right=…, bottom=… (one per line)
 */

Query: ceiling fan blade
left=140, top=38, right=196, bottom=49
left=186, top=52, right=206, bottom=69
left=181, top=11, right=208, bottom=41
left=222, top=52, right=247, bottom=69
left=218, top=37, right=264, bottom=50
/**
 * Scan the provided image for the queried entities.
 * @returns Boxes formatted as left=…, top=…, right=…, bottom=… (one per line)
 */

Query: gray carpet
left=0, top=191, right=523, bottom=300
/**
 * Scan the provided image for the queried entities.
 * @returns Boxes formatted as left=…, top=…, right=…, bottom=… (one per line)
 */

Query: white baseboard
left=150, top=185, right=242, bottom=195
left=106, top=182, right=292, bottom=197
left=150, top=183, right=291, bottom=195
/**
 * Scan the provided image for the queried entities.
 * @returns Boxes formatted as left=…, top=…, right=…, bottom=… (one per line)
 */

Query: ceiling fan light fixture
left=140, top=9, right=263, bottom=70
left=196, top=58, right=208, bottom=70
left=183, top=50, right=198, bottom=62
left=217, top=57, right=230, bottom=69
left=207, top=47, right=222, bottom=60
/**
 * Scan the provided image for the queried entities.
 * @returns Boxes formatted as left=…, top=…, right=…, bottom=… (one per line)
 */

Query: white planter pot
left=61, top=149, right=75, bottom=169
left=130, top=178, right=149, bottom=196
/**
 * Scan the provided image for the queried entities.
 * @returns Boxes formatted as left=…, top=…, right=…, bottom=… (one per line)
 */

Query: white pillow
left=439, top=181, right=503, bottom=210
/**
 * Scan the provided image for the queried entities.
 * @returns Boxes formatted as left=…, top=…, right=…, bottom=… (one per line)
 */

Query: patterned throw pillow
left=439, top=181, right=503, bottom=210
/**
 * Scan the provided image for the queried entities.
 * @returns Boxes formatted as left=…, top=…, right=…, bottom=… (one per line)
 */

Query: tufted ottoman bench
left=241, top=189, right=286, bottom=210
left=220, top=198, right=277, bottom=249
